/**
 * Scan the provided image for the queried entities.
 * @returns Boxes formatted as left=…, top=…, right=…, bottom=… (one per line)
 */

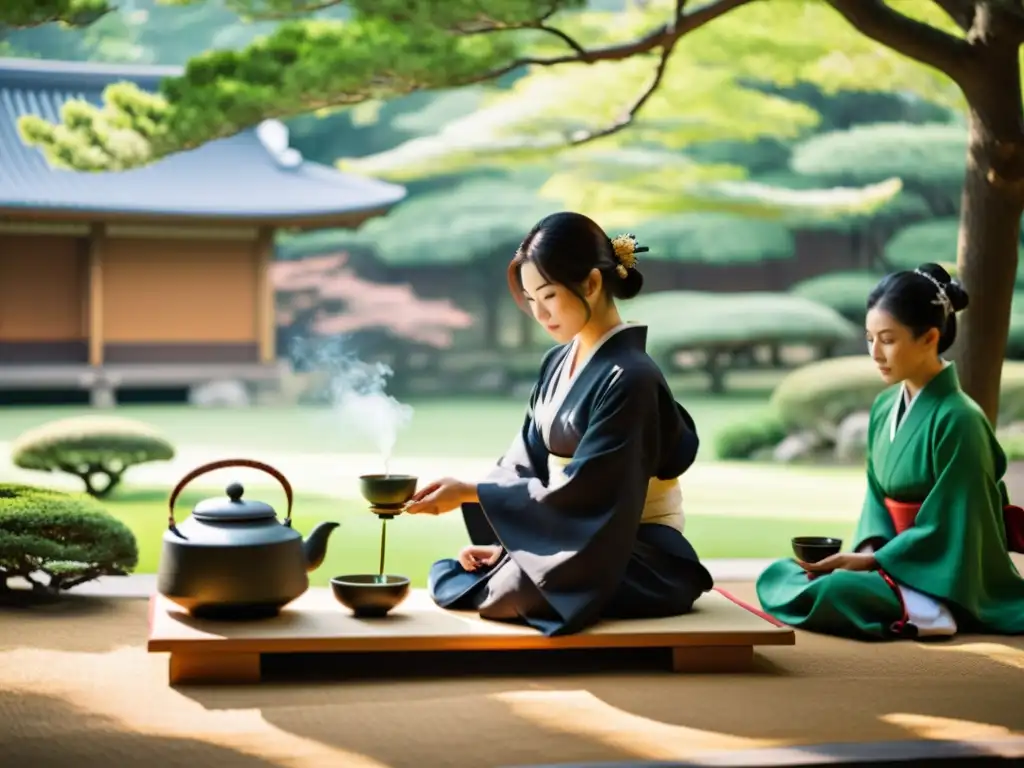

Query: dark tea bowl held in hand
left=358, top=474, right=418, bottom=509
left=792, top=536, right=843, bottom=563
left=330, top=574, right=410, bottom=617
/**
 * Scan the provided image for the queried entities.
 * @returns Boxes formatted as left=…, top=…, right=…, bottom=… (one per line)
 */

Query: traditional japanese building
left=0, top=57, right=405, bottom=404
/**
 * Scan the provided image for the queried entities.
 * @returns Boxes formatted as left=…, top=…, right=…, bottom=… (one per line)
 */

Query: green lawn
left=5, top=375, right=863, bottom=572
left=0, top=390, right=773, bottom=460
left=111, top=486, right=855, bottom=588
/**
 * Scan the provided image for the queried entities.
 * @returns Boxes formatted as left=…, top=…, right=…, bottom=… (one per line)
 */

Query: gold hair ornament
left=611, top=233, right=649, bottom=279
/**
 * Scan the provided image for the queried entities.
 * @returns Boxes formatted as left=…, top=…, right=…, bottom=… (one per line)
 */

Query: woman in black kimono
left=405, top=211, right=714, bottom=636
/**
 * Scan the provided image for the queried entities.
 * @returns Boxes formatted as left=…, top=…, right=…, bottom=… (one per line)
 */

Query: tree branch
left=225, top=0, right=345, bottom=21
left=826, top=0, right=974, bottom=86
left=451, top=4, right=588, bottom=56
left=462, top=0, right=758, bottom=85
left=493, top=0, right=743, bottom=146
left=929, top=0, right=976, bottom=31
left=535, top=23, right=588, bottom=56
left=568, top=41, right=676, bottom=145
left=550, top=0, right=716, bottom=147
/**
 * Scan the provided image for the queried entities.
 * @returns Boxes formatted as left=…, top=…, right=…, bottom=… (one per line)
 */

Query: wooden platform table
left=147, top=587, right=795, bottom=685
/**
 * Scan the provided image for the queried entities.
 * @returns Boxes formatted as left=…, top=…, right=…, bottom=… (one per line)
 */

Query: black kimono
left=428, top=323, right=715, bottom=636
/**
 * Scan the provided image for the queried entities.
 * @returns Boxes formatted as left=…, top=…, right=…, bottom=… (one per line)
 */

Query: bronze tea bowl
left=330, top=574, right=410, bottom=617
left=359, top=474, right=418, bottom=510
left=791, top=536, right=843, bottom=564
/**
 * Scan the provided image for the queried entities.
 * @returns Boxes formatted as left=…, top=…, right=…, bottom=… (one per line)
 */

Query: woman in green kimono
left=756, top=262, right=1024, bottom=640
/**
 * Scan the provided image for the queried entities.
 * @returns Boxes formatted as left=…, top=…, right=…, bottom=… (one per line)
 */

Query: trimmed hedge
left=714, top=411, right=789, bottom=460
left=770, top=356, right=1024, bottom=430
left=622, top=291, right=858, bottom=352
left=0, top=483, right=138, bottom=593
left=886, top=218, right=1024, bottom=287
left=788, top=271, right=882, bottom=321
left=632, top=214, right=794, bottom=264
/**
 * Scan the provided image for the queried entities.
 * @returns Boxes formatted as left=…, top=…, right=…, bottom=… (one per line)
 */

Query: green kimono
left=756, top=363, right=1024, bottom=640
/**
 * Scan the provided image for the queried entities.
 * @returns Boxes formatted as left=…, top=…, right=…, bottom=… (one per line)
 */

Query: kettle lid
left=193, top=482, right=276, bottom=522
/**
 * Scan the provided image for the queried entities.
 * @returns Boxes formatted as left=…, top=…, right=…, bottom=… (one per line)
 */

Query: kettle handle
left=167, top=458, right=295, bottom=530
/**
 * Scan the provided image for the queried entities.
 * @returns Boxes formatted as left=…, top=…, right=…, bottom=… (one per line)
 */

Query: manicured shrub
left=771, top=356, right=1024, bottom=431
left=0, top=483, right=138, bottom=593
left=615, top=290, right=858, bottom=392
left=12, top=415, right=175, bottom=498
left=789, top=271, right=882, bottom=322
left=714, top=411, right=789, bottom=460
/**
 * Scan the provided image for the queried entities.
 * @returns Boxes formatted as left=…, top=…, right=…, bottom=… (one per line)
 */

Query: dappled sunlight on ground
left=879, top=713, right=1022, bottom=742
left=491, top=688, right=782, bottom=760
left=918, top=641, right=1024, bottom=671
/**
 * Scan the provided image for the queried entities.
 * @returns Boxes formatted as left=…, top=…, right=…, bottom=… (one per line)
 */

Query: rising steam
left=291, top=337, right=413, bottom=474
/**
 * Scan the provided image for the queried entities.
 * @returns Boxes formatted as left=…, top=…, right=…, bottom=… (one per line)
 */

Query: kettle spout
left=302, top=521, right=340, bottom=572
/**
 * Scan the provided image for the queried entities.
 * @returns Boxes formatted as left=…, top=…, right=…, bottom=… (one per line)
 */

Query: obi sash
left=883, top=498, right=1024, bottom=553
left=548, top=455, right=684, bottom=532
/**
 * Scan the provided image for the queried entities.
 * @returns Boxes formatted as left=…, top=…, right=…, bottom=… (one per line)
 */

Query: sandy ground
left=0, top=581, right=1022, bottom=768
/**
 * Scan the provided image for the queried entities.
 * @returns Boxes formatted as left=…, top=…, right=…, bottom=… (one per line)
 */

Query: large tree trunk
left=952, top=43, right=1024, bottom=425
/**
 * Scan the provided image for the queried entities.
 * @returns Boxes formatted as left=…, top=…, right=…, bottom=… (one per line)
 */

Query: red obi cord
left=877, top=568, right=913, bottom=637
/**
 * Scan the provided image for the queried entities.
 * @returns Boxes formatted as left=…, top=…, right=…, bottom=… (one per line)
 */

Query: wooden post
left=87, top=224, right=105, bottom=366
left=255, top=227, right=275, bottom=364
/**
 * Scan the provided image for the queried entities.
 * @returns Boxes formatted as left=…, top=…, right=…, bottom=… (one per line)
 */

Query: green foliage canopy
left=1, top=0, right=111, bottom=28
left=13, top=0, right=973, bottom=223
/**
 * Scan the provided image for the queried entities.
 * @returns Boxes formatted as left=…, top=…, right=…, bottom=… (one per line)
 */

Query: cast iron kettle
left=156, top=458, right=340, bottom=620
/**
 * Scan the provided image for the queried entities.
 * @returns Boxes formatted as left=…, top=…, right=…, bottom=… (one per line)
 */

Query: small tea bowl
left=358, top=474, right=418, bottom=509
left=330, top=574, right=411, bottom=617
left=791, top=536, right=843, bottom=563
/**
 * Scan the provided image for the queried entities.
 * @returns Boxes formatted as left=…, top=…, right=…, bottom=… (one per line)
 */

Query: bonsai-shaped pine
left=0, top=483, right=138, bottom=594
left=11, top=416, right=175, bottom=499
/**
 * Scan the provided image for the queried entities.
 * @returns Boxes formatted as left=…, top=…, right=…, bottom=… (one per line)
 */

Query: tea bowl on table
left=330, top=574, right=410, bottom=617
left=791, top=536, right=843, bottom=563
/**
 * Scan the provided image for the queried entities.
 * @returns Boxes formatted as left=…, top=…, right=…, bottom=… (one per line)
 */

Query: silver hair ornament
left=914, top=269, right=954, bottom=319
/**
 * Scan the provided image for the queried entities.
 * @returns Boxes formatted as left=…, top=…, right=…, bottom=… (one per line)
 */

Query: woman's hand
left=796, top=552, right=877, bottom=575
left=458, top=545, right=503, bottom=572
left=404, top=477, right=477, bottom=516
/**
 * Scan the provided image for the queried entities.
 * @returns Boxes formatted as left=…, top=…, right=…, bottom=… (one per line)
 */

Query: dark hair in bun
left=866, top=262, right=969, bottom=355
left=507, top=212, right=646, bottom=316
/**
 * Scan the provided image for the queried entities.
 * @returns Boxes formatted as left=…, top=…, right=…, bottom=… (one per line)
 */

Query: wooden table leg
left=168, top=652, right=262, bottom=685
left=670, top=645, right=753, bottom=673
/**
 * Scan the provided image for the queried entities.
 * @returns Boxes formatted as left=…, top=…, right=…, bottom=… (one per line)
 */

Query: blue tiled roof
left=0, top=57, right=406, bottom=222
